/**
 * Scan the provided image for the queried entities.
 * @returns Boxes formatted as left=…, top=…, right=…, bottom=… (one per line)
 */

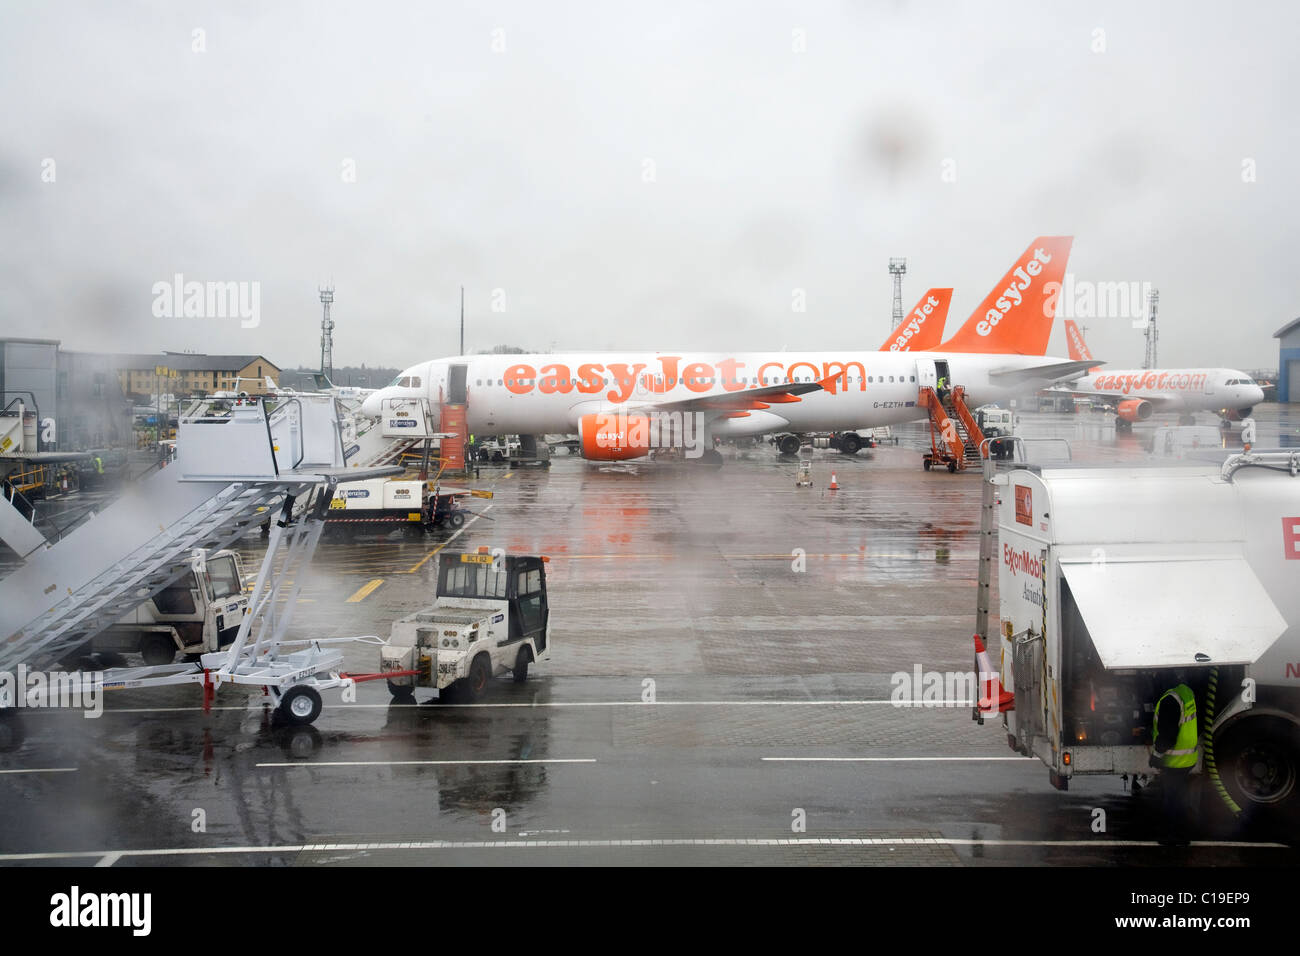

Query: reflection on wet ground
left=0, top=408, right=1295, bottom=864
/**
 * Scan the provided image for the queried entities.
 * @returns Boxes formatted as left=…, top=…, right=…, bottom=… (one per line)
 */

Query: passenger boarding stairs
left=919, top=385, right=985, bottom=472
left=0, top=395, right=395, bottom=673
left=346, top=398, right=454, bottom=470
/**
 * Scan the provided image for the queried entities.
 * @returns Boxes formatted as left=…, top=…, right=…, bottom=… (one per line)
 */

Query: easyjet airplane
left=1059, top=319, right=1264, bottom=430
left=361, top=237, right=1094, bottom=462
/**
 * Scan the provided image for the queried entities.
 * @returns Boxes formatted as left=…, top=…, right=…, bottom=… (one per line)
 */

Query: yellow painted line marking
left=345, top=579, right=385, bottom=603
left=502, top=472, right=514, bottom=479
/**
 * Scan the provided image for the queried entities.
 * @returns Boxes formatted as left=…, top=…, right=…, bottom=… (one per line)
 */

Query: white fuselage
left=363, top=351, right=1078, bottom=437
left=1077, top=368, right=1264, bottom=414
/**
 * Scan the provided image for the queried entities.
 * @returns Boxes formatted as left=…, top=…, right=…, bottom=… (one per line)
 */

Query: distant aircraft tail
left=936, top=236, right=1074, bottom=355
left=1064, top=319, right=1092, bottom=362
left=879, top=288, right=952, bottom=352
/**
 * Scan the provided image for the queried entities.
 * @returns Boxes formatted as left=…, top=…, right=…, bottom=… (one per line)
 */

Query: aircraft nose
left=360, top=392, right=383, bottom=417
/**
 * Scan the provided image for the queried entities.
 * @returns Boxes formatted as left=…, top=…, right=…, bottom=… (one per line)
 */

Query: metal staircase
left=0, top=396, right=396, bottom=674
left=919, top=385, right=986, bottom=473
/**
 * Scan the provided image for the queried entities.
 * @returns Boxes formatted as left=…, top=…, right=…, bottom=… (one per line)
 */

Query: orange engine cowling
left=577, top=412, right=654, bottom=460
left=1116, top=398, right=1152, bottom=422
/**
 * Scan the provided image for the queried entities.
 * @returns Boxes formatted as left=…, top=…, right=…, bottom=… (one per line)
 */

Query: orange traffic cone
left=974, top=633, right=1015, bottom=714
left=829, top=472, right=839, bottom=491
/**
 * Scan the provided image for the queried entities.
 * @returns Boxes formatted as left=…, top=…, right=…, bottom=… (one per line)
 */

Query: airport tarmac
left=1, top=406, right=1297, bottom=866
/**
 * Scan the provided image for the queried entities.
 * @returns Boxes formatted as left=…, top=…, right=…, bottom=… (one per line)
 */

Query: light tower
left=888, top=258, right=907, bottom=333
left=319, top=286, right=335, bottom=379
left=1143, top=288, right=1159, bottom=370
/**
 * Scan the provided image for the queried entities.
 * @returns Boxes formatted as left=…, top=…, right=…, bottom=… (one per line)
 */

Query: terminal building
left=114, top=353, right=281, bottom=401
left=0, top=340, right=283, bottom=450
left=0, top=338, right=133, bottom=451
left=1274, top=318, right=1300, bottom=403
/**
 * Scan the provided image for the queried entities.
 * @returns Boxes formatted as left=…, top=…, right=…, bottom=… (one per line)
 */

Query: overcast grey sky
left=2, top=1, right=1296, bottom=372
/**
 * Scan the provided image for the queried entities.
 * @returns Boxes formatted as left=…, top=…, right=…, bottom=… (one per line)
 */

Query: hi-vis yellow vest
left=1153, top=684, right=1199, bottom=769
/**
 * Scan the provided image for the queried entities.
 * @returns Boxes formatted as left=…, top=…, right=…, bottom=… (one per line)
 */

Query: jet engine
left=1116, top=399, right=1152, bottom=423
left=577, top=412, right=654, bottom=461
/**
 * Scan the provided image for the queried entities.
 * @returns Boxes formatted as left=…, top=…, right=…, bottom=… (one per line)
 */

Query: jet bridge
left=0, top=395, right=400, bottom=723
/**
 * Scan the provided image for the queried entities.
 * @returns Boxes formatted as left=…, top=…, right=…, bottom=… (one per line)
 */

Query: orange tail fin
left=1064, top=319, right=1093, bottom=362
left=879, top=288, right=952, bottom=352
left=936, top=236, right=1074, bottom=355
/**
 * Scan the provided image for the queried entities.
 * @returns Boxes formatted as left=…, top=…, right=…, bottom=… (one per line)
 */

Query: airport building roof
left=1274, top=317, right=1300, bottom=339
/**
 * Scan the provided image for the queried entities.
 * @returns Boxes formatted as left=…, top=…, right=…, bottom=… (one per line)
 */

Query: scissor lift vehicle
left=0, top=394, right=401, bottom=726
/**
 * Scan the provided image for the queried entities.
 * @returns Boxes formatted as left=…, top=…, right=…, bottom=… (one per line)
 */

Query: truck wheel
left=448, top=511, right=466, bottom=529
left=839, top=433, right=861, bottom=455
left=465, top=655, right=491, bottom=702
left=140, top=633, right=176, bottom=666
left=778, top=435, right=800, bottom=456
left=387, top=680, right=415, bottom=699
left=279, top=685, right=323, bottom=725
left=492, top=451, right=504, bottom=462
left=947, top=460, right=958, bottom=473
left=922, top=458, right=931, bottom=471
left=513, top=648, right=531, bottom=683
left=1215, top=718, right=1300, bottom=822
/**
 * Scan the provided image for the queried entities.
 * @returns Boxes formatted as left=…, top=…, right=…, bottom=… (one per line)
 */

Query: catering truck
left=983, top=450, right=1299, bottom=825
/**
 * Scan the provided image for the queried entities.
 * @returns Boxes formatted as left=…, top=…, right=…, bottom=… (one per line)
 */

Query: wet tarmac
left=1, top=406, right=1297, bottom=866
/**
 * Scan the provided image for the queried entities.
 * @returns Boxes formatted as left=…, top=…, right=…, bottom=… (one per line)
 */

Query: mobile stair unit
left=919, top=384, right=987, bottom=473
left=0, top=395, right=400, bottom=725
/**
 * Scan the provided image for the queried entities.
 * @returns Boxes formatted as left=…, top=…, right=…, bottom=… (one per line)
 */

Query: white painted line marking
left=255, top=758, right=597, bottom=768
left=763, top=756, right=1034, bottom=763
left=51, top=699, right=982, bottom=716
left=0, top=767, right=78, bottom=775
left=0, top=835, right=1286, bottom=862
left=94, top=852, right=121, bottom=867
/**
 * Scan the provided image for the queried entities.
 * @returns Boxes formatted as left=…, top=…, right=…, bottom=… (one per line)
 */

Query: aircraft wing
left=987, top=359, right=1105, bottom=387
left=642, top=379, right=827, bottom=415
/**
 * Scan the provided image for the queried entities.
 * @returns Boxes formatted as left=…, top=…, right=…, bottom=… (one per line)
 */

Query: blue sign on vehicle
left=493, top=614, right=505, bottom=623
left=389, top=419, right=417, bottom=428
left=344, top=489, right=370, bottom=499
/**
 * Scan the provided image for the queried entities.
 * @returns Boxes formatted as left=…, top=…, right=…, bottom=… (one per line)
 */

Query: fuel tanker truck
left=980, top=450, right=1300, bottom=830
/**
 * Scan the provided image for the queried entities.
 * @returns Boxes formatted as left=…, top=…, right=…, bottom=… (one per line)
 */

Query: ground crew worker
left=1150, top=678, right=1200, bottom=844
left=93, top=455, right=104, bottom=475
left=936, top=376, right=949, bottom=402
left=1241, top=416, right=1256, bottom=453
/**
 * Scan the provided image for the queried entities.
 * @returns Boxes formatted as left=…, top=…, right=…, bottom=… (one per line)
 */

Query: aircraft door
left=449, top=364, right=468, bottom=404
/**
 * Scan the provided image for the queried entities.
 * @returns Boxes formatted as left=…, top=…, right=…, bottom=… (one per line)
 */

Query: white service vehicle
left=327, top=476, right=432, bottom=531
left=92, top=549, right=247, bottom=665
left=382, top=551, right=551, bottom=701
left=472, top=437, right=521, bottom=462
left=974, top=405, right=1015, bottom=437
left=984, top=451, right=1300, bottom=826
